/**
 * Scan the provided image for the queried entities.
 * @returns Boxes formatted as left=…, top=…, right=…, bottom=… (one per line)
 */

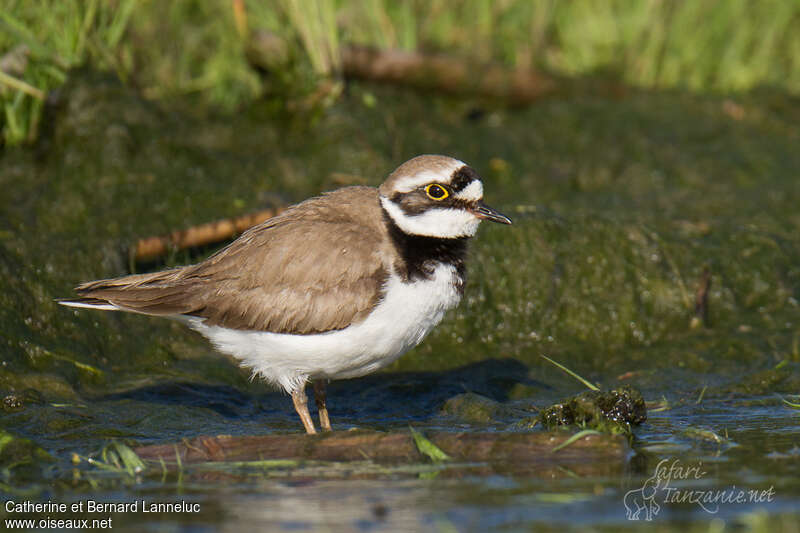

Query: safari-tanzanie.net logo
left=624, top=458, right=775, bottom=521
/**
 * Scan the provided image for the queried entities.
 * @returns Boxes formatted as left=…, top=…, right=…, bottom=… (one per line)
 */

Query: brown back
left=75, top=187, right=393, bottom=334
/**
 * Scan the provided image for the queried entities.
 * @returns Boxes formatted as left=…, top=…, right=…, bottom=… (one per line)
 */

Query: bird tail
left=56, top=268, right=193, bottom=316
left=57, top=297, right=122, bottom=311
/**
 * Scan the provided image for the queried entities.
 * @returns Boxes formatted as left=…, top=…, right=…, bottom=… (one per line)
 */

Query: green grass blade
left=540, top=354, right=600, bottom=391
left=106, top=0, right=136, bottom=48
left=781, top=397, right=800, bottom=409
left=0, top=70, right=45, bottom=99
left=112, top=442, right=146, bottom=475
left=410, top=426, right=450, bottom=463
left=552, top=429, right=602, bottom=452
left=695, top=385, right=707, bottom=404
left=0, top=10, right=52, bottom=59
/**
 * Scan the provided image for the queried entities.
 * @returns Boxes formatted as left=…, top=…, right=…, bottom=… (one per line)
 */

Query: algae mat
left=0, top=72, right=799, bottom=531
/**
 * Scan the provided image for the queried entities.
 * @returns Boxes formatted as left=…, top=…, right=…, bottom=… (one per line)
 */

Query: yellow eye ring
left=425, top=183, right=449, bottom=201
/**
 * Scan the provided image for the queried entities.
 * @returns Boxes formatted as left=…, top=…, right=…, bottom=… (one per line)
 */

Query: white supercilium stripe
left=453, top=180, right=483, bottom=201
left=380, top=196, right=480, bottom=238
left=391, top=161, right=465, bottom=193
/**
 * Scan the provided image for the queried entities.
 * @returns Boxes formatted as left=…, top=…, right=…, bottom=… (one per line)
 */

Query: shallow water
left=0, top=73, right=798, bottom=531
left=6, top=389, right=799, bottom=531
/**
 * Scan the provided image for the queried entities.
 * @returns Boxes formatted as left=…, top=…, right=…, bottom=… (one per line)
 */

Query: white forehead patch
left=392, top=159, right=465, bottom=193
left=380, top=196, right=480, bottom=238
left=453, top=180, right=483, bottom=201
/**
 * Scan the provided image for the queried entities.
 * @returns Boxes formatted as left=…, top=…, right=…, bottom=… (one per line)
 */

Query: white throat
left=380, top=196, right=480, bottom=238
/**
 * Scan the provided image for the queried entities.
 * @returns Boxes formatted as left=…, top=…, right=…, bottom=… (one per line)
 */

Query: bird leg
left=313, top=380, right=332, bottom=431
left=292, top=387, right=316, bottom=434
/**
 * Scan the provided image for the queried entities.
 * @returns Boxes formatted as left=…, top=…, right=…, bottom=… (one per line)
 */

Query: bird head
left=379, top=155, right=512, bottom=239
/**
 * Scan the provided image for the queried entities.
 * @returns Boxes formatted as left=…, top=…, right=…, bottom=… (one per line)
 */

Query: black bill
left=472, top=202, right=513, bottom=225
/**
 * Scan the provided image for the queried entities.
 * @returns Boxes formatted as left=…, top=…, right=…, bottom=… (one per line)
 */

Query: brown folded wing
left=73, top=187, right=391, bottom=334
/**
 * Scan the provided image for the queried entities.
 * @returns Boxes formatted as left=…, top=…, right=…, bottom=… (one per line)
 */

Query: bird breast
left=184, top=262, right=463, bottom=392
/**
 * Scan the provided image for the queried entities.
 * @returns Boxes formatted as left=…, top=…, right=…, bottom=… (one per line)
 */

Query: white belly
left=182, top=263, right=462, bottom=393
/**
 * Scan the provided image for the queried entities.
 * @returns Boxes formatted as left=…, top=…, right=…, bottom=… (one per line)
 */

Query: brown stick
left=340, top=45, right=558, bottom=105
left=135, top=429, right=629, bottom=471
left=694, top=266, right=712, bottom=327
left=247, top=30, right=558, bottom=105
left=131, top=207, right=285, bottom=263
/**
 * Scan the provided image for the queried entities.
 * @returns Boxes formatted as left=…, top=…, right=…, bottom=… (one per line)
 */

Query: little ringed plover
left=59, top=155, right=512, bottom=433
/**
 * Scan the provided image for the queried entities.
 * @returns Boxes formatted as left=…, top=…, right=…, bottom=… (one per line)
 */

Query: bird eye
left=425, top=184, right=449, bottom=201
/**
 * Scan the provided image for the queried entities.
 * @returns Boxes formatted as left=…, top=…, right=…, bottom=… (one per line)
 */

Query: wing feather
left=69, top=187, right=391, bottom=334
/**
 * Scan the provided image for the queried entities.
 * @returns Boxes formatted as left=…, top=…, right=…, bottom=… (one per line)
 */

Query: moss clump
left=0, top=430, right=53, bottom=481
left=440, top=392, right=520, bottom=424
left=722, top=365, right=800, bottom=397
left=538, top=386, right=646, bottom=434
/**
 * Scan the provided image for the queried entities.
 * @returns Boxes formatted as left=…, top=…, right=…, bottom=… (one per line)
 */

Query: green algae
left=0, top=72, right=797, bottom=432
left=538, top=386, right=647, bottom=435
left=0, top=74, right=798, bottom=390
left=0, top=72, right=796, bottom=412
left=0, top=429, right=53, bottom=484
left=440, top=392, right=522, bottom=424
left=705, top=363, right=800, bottom=398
